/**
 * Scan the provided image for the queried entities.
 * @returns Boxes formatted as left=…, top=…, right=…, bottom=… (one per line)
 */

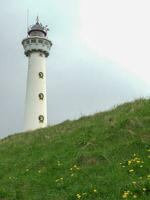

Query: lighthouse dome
left=28, top=17, right=48, bottom=37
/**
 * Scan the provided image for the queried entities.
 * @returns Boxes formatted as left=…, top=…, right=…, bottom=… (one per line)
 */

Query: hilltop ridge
left=0, top=99, right=150, bottom=200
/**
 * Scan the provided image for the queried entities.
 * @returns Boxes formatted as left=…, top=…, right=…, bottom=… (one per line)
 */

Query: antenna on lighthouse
left=27, top=9, right=29, bottom=36
left=36, top=15, right=39, bottom=23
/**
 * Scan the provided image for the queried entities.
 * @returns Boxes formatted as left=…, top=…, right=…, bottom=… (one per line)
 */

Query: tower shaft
left=24, top=52, right=47, bottom=130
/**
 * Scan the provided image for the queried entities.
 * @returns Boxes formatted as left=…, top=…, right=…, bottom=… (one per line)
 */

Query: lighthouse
left=22, top=17, right=52, bottom=131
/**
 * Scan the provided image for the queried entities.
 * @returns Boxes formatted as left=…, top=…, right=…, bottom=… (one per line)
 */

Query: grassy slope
left=0, top=99, right=150, bottom=200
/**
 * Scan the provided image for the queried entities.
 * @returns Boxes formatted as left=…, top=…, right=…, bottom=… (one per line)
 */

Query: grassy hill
left=0, top=99, right=150, bottom=200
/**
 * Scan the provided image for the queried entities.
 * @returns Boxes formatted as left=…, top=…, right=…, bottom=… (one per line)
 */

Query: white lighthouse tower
left=22, top=17, right=52, bottom=131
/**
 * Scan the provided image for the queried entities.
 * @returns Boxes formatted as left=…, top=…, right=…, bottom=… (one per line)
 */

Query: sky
left=0, top=0, right=150, bottom=138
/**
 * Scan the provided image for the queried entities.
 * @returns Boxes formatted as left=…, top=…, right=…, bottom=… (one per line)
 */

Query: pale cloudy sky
left=0, top=0, right=150, bottom=138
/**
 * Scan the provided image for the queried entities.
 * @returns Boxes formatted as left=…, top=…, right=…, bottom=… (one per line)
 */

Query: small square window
left=39, top=115, right=44, bottom=123
left=39, top=93, right=44, bottom=100
left=31, top=39, right=36, bottom=43
left=38, top=40, right=43, bottom=43
left=39, top=72, right=44, bottom=78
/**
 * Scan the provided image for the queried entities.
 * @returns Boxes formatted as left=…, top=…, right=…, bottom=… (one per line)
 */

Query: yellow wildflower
left=57, top=161, right=62, bottom=166
left=132, top=181, right=136, bottom=185
left=134, top=157, right=138, bottom=161
left=128, top=160, right=131, bottom=165
left=76, top=193, right=81, bottom=199
left=129, top=169, right=134, bottom=173
left=122, top=194, right=127, bottom=198
left=122, top=191, right=130, bottom=198
left=143, top=188, right=146, bottom=191
left=93, top=189, right=97, bottom=193
left=147, top=175, right=150, bottom=179
left=133, top=195, right=137, bottom=198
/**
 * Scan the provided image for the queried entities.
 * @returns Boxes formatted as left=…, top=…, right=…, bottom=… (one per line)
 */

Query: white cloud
left=79, top=0, right=150, bottom=86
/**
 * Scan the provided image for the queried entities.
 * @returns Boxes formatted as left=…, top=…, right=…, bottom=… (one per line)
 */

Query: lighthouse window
left=26, top=40, right=30, bottom=44
left=39, top=115, right=44, bottom=123
left=31, top=39, right=36, bottom=43
left=39, top=72, right=44, bottom=79
left=38, top=39, right=43, bottom=43
left=39, top=93, right=44, bottom=100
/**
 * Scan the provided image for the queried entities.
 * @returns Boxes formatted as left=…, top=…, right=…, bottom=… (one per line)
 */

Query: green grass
left=0, top=98, right=150, bottom=200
